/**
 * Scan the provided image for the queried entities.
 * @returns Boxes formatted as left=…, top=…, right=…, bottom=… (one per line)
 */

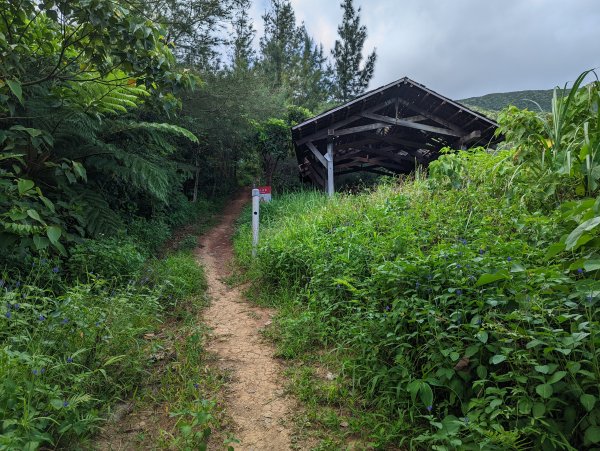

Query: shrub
left=177, top=234, right=199, bottom=252
left=68, top=237, right=145, bottom=280
left=149, top=252, right=206, bottom=305
left=128, top=218, right=172, bottom=255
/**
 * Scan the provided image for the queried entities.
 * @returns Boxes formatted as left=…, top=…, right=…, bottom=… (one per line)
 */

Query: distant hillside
left=460, top=89, right=554, bottom=112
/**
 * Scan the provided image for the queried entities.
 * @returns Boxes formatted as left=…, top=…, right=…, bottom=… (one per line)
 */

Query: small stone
left=340, top=421, right=349, bottom=428
left=264, top=321, right=272, bottom=326
left=325, top=372, right=336, bottom=380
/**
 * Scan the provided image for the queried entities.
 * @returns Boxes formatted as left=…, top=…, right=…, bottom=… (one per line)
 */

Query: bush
left=68, top=237, right=145, bottom=280
left=128, top=218, right=171, bottom=255
left=149, top=252, right=206, bottom=305
left=177, top=234, right=199, bottom=252
left=235, top=151, right=600, bottom=450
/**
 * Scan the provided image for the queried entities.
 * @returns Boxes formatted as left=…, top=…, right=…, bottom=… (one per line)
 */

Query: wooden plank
left=360, top=112, right=463, bottom=137
left=401, top=114, right=427, bottom=122
left=352, top=157, right=407, bottom=172
left=380, top=134, right=428, bottom=149
left=306, top=141, right=327, bottom=167
left=396, top=98, right=465, bottom=133
left=309, top=162, right=326, bottom=188
left=338, top=146, right=424, bottom=164
left=336, top=166, right=393, bottom=176
left=459, top=130, right=482, bottom=148
left=295, top=98, right=396, bottom=145
left=333, top=122, right=390, bottom=137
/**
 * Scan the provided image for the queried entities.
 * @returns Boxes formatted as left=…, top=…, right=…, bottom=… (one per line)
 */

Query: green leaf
left=584, top=259, right=600, bottom=272
left=566, top=217, right=600, bottom=250
left=535, top=383, right=553, bottom=399
left=548, top=371, right=567, bottom=384
left=585, top=425, right=600, bottom=444
left=534, top=365, right=550, bottom=374
left=475, top=271, right=509, bottom=287
left=580, top=394, right=596, bottom=412
left=545, top=242, right=565, bottom=259
left=490, top=355, right=507, bottom=365
left=40, top=196, right=55, bottom=213
left=476, top=330, right=488, bottom=343
left=510, top=263, right=525, bottom=272
left=49, top=399, right=64, bottom=410
left=26, top=209, right=43, bottom=223
left=476, top=365, right=487, bottom=379
left=46, top=226, right=61, bottom=245
left=33, top=235, right=49, bottom=250
left=419, top=383, right=433, bottom=408
left=6, top=79, right=23, bottom=104
left=532, top=402, right=545, bottom=418
left=17, top=179, right=34, bottom=195
left=518, top=399, right=532, bottom=414
left=72, top=161, right=87, bottom=181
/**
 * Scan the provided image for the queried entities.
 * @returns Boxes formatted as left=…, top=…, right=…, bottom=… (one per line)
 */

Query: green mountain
left=460, top=89, right=554, bottom=113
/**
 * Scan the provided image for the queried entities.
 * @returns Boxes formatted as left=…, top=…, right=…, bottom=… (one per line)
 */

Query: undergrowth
left=0, top=198, right=222, bottom=450
left=235, top=151, right=600, bottom=450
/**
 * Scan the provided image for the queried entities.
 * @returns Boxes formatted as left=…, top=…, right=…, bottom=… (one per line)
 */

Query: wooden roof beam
left=396, top=98, right=465, bottom=134
left=360, top=112, right=463, bottom=137
left=295, top=98, right=396, bottom=145
left=333, top=122, right=390, bottom=137
left=306, top=141, right=327, bottom=168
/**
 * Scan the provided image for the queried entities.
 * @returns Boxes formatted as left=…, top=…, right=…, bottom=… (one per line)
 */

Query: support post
left=251, top=189, right=259, bottom=257
left=326, top=133, right=334, bottom=197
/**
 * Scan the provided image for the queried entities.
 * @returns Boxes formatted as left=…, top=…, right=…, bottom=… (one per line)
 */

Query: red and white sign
left=258, top=186, right=272, bottom=202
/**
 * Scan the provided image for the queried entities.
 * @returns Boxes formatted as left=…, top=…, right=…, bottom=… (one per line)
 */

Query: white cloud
left=247, top=0, right=600, bottom=98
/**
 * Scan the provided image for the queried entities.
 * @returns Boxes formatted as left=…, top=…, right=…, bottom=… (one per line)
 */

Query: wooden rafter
left=360, top=112, right=463, bottom=137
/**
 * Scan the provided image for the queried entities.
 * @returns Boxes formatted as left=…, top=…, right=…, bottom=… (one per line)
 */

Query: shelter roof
left=292, top=77, right=500, bottom=185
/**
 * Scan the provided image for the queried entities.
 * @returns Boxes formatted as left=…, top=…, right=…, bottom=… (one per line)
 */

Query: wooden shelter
left=292, top=77, right=500, bottom=194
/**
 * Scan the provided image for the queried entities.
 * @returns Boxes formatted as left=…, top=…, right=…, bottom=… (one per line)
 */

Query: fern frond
left=69, top=188, right=123, bottom=237
left=113, top=121, right=199, bottom=144
left=87, top=147, right=172, bottom=203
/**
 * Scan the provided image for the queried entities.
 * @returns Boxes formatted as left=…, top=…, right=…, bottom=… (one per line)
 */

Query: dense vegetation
left=235, top=71, right=600, bottom=450
left=0, top=0, right=381, bottom=448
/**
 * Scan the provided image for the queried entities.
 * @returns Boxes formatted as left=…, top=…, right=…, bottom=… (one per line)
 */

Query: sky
left=247, top=0, right=600, bottom=99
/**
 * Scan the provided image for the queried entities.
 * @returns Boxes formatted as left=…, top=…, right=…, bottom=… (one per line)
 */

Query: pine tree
left=331, top=0, right=377, bottom=102
left=259, top=0, right=301, bottom=88
left=231, top=0, right=256, bottom=72
left=289, top=26, right=330, bottom=111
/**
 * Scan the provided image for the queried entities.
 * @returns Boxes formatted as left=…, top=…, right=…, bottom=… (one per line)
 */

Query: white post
left=326, top=140, right=334, bottom=197
left=252, top=188, right=260, bottom=257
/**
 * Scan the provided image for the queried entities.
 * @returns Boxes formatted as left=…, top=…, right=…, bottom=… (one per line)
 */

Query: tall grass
left=235, top=152, right=600, bottom=449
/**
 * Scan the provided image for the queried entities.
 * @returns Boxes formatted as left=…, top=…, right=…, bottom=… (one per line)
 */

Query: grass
left=233, top=152, right=600, bottom=450
left=0, top=198, right=228, bottom=450
left=105, top=251, right=232, bottom=450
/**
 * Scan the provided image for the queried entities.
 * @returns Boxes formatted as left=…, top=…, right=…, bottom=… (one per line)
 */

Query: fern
left=70, top=188, right=123, bottom=237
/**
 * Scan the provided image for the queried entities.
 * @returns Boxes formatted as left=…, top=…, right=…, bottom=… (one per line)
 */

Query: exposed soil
left=95, top=192, right=297, bottom=450
left=198, top=192, right=296, bottom=450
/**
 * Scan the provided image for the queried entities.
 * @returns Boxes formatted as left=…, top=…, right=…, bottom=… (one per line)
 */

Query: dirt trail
left=198, top=192, right=295, bottom=451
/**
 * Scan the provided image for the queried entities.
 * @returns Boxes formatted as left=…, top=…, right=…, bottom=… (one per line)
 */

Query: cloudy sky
left=247, top=0, right=600, bottom=99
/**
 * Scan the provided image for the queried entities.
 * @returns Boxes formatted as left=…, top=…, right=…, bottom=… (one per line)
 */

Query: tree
left=230, top=0, right=256, bottom=72
left=0, top=0, right=195, bottom=257
left=139, top=0, right=233, bottom=69
left=288, top=26, right=330, bottom=111
left=259, top=0, right=301, bottom=88
left=331, top=0, right=377, bottom=102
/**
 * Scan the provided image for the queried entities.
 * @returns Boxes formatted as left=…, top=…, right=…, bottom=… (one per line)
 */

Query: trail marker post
left=252, top=188, right=260, bottom=257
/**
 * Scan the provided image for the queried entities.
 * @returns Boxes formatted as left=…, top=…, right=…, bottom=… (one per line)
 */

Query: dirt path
left=198, top=192, right=295, bottom=451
